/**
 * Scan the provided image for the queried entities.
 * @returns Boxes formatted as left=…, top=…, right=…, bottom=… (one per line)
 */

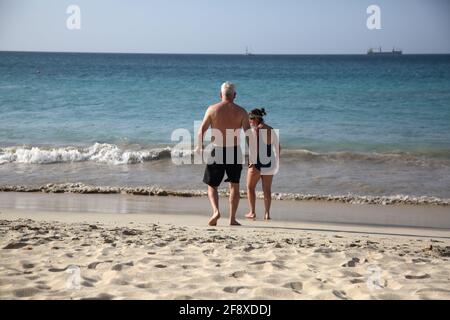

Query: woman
left=245, top=108, right=278, bottom=221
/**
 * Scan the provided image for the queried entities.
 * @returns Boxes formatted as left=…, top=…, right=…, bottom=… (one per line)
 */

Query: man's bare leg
left=229, top=183, right=241, bottom=226
left=208, top=186, right=221, bottom=226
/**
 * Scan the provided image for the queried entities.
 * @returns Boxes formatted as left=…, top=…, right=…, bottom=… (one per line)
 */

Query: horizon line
left=2, top=49, right=450, bottom=56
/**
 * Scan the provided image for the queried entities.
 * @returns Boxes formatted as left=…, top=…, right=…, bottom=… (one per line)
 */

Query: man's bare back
left=206, top=101, right=249, bottom=147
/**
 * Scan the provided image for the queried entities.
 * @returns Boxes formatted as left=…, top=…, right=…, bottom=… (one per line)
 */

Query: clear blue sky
left=1, top=0, right=449, bottom=54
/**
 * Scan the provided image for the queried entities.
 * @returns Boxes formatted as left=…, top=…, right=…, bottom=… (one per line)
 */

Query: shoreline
left=1, top=183, right=449, bottom=206
left=1, top=191, right=450, bottom=231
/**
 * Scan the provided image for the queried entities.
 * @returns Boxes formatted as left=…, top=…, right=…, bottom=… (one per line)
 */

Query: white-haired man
left=196, top=82, right=251, bottom=226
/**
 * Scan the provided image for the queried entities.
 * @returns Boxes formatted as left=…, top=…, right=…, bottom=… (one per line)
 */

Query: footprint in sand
left=341, top=257, right=360, bottom=268
left=333, top=290, right=348, bottom=300
left=88, top=260, right=113, bottom=270
left=405, top=273, right=431, bottom=280
left=307, top=264, right=319, bottom=273
left=283, top=282, right=303, bottom=292
left=314, top=247, right=338, bottom=254
left=111, top=261, right=134, bottom=271
left=415, top=288, right=450, bottom=299
left=122, top=229, right=142, bottom=236
left=21, top=262, right=35, bottom=269
left=88, top=262, right=101, bottom=270
left=249, top=260, right=285, bottom=270
left=203, top=248, right=215, bottom=255
left=36, top=284, right=51, bottom=290
left=13, top=287, right=40, bottom=298
left=135, top=282, right=154, bottom=289
left=110, top=278, right=129, bottom=286
left=138, top=257, right=153, bottom=264
left=3, top=242, right=28, bottom=249
left=182, top=265, right=196, bottom=270
left=243, top=245, right=255, bottom=252
left=48, top=266, right=68, bottom=272
left=81, top=281, right=95, bottom=287
left=223, top=286, right=251, bottom=293
left=154, top=242, right=168, bottom=248
left=251, top=260, right=270, bottom=265
left=82, top=293, right=115, bottom=300
left=230, top=271, right=246, bottom=278
left=82, top=276, right=98, bottom=284
left=350, top=278, right=365, bottom=284
left=341, top=270, right=363, bottom=278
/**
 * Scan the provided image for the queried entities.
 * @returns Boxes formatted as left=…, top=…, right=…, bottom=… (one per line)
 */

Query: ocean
left=1, top=52, right=450, bottom=198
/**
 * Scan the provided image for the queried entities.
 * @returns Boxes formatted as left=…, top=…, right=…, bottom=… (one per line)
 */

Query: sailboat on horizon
left=245, top=46, right=254, bottom=56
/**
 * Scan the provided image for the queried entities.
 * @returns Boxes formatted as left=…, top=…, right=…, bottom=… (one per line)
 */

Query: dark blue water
left=1, top=52, right=450, bottom=197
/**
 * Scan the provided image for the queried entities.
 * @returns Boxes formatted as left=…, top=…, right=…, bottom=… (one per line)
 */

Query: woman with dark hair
left=245, top=108, right=278, bottom=220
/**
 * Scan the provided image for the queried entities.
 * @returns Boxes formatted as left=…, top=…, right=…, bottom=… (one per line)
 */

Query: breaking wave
left=1, top=143, right=449, bottom=167
left=0, top=143, right=173, bottom=165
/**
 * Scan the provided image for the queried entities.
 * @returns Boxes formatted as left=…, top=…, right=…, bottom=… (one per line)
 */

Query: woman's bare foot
left=208, top=211, right=221, bottom=226
left=264, top=213, right=271, bottom=220
left=230, top=220, right=241, bottom=226
left=245, top=212, right=256, bottom=219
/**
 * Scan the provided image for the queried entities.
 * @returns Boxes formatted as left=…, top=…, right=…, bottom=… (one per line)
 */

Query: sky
left=0, top=0, right=449, bottom=54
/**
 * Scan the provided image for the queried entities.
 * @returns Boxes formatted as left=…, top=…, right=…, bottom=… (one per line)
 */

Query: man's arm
left=241, top=110, right=251, bottom=163
left=241, top=109, right=251, bottom=132
left=242, top=109, right=251, bottom=147
left=196, top=107, right=212, bottom=153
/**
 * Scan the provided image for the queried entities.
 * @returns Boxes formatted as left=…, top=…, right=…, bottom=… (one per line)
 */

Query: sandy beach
left=1, top=192, right=449, bottom=300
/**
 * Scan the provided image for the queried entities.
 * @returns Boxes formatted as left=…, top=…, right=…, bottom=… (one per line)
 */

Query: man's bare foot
left=230, top=220, right=241, bottom=226
left=208, top=212, right=221, bottom=226
left=245, top=212, right=256, bottom=219
left=264, top=213, right=271, bottom=220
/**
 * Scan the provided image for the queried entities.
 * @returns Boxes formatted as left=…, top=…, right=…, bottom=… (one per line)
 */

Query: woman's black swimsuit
left=254, top=143, right=273, bottom=171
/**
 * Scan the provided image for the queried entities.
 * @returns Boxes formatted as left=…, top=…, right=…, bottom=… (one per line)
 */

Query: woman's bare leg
left=261, top=175, right=274, bottom=220
left=246, top=166, right=260, bottom=219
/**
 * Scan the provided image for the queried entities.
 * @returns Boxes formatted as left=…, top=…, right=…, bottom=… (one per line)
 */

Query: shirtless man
left=196, top=82, right=251, bottom=226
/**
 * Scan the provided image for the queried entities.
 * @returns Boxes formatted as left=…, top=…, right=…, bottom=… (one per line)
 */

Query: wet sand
left=1, top=192, right=449, bottom=230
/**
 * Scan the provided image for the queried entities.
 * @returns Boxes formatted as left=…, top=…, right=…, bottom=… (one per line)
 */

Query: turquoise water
left=1, top=52, right=450, bottom=197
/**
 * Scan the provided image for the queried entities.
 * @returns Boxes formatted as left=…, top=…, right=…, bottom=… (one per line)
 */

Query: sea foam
left=0, top=143, right=173, bottom=165
left=1, top=143, right=449, bottom=168
left=0, top=183, right=449, bottom=206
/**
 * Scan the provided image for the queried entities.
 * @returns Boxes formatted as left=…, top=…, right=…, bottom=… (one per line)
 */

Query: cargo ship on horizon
left=367, top=47, right=403, bottom=56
